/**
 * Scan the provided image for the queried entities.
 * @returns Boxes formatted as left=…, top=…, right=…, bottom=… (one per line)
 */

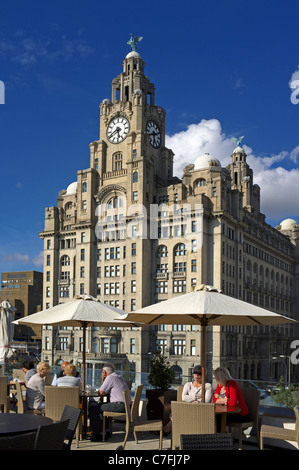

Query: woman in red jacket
left=213, top=367, right=249, bottom=429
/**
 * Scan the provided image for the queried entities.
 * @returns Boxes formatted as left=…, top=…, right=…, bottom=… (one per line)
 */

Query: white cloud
left=0, top=252, right=29, bottom=264
left=32, top=251, right=44, bottom=267
left=166, top=119, right=299, bottom=225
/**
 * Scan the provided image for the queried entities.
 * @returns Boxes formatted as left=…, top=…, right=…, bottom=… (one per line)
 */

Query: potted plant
left=146, top=351, right=176, bottom=425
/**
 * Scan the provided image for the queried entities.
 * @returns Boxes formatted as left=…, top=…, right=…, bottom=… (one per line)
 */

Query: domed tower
left=226, top=144, right=260, bottom=213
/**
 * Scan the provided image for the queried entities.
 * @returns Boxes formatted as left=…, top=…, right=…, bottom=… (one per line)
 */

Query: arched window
left=61, top=255, right=70, bottom=266
left=174, top=243, right=186, bottom=256
left=157, top=245, right=168, bottom=258
left=133, top=172, right=138, bottom=183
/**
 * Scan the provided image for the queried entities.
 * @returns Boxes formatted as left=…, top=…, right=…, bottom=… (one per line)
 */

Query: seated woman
left=163, top=365, right=212, bottom=434
left=26, top=362, right=51, bottom=410
left=213, top=367, right=249, bottom=430
left=56, top=364, right=81, bottom=390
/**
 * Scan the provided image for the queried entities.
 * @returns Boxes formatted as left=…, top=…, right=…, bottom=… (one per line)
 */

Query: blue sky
left=1, top=0, right=299, bottom=273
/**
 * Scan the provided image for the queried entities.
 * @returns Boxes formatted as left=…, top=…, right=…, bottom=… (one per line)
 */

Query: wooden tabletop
left=215, top=404, right=241, bottom=414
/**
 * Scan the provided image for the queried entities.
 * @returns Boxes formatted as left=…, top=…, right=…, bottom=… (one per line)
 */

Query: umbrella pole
left=82, top=322, right=87, bottom=391
left=201, top=324, right=207, bottom=403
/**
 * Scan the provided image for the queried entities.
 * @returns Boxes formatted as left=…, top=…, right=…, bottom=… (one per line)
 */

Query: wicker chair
left=60, top=405, right=82, bottom=450
left=15, top=380, right=44, bottom=415
left=0, top=432, right=37, bottom=450
left=176, top=385, right=184, bottom=402
left=34, top=419, right=70, bottom=450
left=180, top=433, right=234, bottom=450
left=102, top=384, right=143, bottom=441
left=0, top=376, right=10, bottom=413
left=171, top=402, right=216, bottom=450
left=122, top=388, right=163, bottom=450
left=260, top=405, right=299, bottom=450
left=227, top=389, right=260, bottom=449
left=44, top=386, right=81, bottom=447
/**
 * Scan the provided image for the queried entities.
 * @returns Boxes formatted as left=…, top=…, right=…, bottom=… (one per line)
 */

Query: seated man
left=88, top=362, right=129, bottom=441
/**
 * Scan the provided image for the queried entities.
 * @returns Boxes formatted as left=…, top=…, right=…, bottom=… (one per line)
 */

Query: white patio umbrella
left=13, top=294, right=140, bottom=388
left=0, top=300, right=16, bottom=367
left=121, top=284, right=297, bottom=401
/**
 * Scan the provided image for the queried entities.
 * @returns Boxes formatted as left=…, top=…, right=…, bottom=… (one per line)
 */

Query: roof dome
left=193, top=153, right=221, bottom=170
left=279, top=218, right=298, bottom=231
left=66, top=182, right=78, bottom=196
left=233, top=146, right=246, bottom=154
left=125, top=51, right=141, bottom=59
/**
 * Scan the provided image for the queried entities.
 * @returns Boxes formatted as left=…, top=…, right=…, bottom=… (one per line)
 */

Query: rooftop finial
left=127, top=34, right=143, bottom=52
left=232, top=136, right=244, bottom=147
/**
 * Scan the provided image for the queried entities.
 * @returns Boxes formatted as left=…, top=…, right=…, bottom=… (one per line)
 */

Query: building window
left=132, top=149, right=137, bottom=159
left=156, top=339, right=167, bottom=354
left=81, top=249, right=85, bottom=261
left=133, top=191, right=138, bottom=201
left=155, top=280, right=168, bottom=293
left=131, top=280, right=136, bottom=293
left=133, top=172, right=138, bottom=183
left=60, top=337, right=68, bottom=351
left=46, top=255, right=51, bottom=266
left=82, top=200, right=87, bottom=210
left=131, top=299, right=136, bottom=311
left=173, top=339, right=185, bottom=355
left=131, top=243, right=136, bottom=256
left=80, top=267, right=85, bottom=278
left=45, top=336, right=50, bottom=350
left=191, top=259, right=197, bottom=272
left=81, top=232, right=86, bottom=243
left=157, top=245, right=168, bottom=258
left=61, top=255, right=70, bottom=266
left=130, top=338, right=136, bottom=354
left=60, top=271, right=70, bottom=280
left=190, top=339, right=196, bottom=355
left=131, top=262, right=136, bottom=274
left=46, top=271, right=50, bottom=282
left=60, top=286, right=69, bottom=298
left=95, top=158, right=98, bottom=170
left=47, top=239, right=51, bottom=249
left=46, top=286, right=50, bottom=297
left=80, top=283, right=84, bottom=294
left=174, top=243, right=186, bottom=256
left=82, top=182, right=87, bottom=192
left=173, top=279, right=186, bottom=293
left=114, top=153, right=123, bottom=171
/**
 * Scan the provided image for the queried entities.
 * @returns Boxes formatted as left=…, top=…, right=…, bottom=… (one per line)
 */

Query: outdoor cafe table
left=0, top=413, right=53, bottom=437
left=214, top=404, right=241, bottom=433
left=80, top=390, right=103, bottom=437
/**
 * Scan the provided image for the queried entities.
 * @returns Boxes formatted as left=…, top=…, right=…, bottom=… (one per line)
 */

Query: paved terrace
left=69, top=419, right=297, bottom=452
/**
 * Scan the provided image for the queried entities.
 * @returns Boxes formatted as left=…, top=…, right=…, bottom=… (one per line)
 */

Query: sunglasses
left=194, top=371, right=202, bottom=375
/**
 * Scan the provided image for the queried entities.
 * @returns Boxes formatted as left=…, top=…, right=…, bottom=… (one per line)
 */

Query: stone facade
left=39, top=48, right=299, bottom=383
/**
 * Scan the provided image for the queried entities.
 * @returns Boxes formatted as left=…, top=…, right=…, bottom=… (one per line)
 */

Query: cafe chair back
left=0, top=431, right=37, bottom=450
left=227, top=388, right=260, bottom=449
left=60, top=405, right=82, bottom=450
left=102, top=384, right=143, bottom=441
left=176, top=385, right=184, bottom=402
left=45, top=386, right=81, bottom=446
left=34, top=419, right=70, bottom=450
left=0, top=376, right=10, bottom=413
left=15, top=380, right=44, bottom=415
left=260, top=405, right=299, bottom=450
left=171, top=402, right=216, bottom=450
left=122, top=387, right=163, bottom=450
left=180, top=433, right=234, bottom=450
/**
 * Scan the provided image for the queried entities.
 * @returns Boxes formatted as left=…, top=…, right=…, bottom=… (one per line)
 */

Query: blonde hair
left=36, top=362, right=51, bottom=376
left=64, top=364, right=77, bottom=377
left=213, top=367, right=233, bottom=385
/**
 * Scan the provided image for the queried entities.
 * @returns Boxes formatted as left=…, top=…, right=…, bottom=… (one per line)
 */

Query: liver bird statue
left=127, top=34, right=143, bottom=52
left=232, top=136, right=244, bottom=146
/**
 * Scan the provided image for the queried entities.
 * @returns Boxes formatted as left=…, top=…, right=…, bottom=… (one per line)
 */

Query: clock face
left=146, top=120, right=161, bottom=148
left=107, top=116, right=130, bottom=143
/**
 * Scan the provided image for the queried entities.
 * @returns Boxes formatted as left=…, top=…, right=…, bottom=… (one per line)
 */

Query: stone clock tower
left=90, top=48, right=174, bottom=202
